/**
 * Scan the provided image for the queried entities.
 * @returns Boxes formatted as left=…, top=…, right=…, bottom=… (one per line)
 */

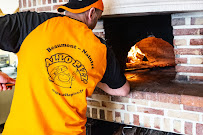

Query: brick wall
left=87, top=88, right=203, bottom=135
left=19, top=0, right=105, bottom=39
left=19, top=0, right=68, bottom=12
left=172, top=12, right=203, bottom=83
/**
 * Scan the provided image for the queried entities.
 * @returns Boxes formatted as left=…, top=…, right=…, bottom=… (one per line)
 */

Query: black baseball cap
left=58, top=0, right=104, bottom=13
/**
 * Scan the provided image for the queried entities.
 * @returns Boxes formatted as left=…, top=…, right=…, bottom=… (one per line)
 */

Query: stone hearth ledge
left=87, top=68, right=203, bottom=135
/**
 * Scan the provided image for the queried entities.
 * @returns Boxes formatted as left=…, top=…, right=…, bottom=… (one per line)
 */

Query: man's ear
left=87, top=7, right=96, bottom=21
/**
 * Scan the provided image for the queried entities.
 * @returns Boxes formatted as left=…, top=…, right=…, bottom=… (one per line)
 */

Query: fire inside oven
left=126, top=36, right=175, bottom=71
left=103, top=14, right=175, bottom=72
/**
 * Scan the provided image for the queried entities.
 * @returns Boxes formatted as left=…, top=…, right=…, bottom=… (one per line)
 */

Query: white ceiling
left=0, top=0, right=19, bottom=14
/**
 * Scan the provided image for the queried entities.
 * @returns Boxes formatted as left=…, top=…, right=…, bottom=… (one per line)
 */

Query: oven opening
left=103, top=14, right=175, bottom=72
left=126, top=36, right=175, bottom=71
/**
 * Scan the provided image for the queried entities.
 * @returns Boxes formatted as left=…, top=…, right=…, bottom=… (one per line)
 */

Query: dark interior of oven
left=103, top=14, right=174, bottom=72
left=102, top=14, right=179, bottom=92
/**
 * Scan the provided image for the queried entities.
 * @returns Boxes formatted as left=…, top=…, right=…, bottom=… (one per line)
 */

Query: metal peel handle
left=5, top=83, right=15, bottom=87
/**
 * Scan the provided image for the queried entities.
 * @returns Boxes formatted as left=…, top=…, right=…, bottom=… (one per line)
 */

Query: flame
left=127, top=44, right=145, bottom=63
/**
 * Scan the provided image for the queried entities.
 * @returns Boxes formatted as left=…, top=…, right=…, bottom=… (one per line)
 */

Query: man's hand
left=0, top=71, right=16, bottom=91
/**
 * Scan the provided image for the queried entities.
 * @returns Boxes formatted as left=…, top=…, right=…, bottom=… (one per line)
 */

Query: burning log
left=127, top=45, right=146, bottom=63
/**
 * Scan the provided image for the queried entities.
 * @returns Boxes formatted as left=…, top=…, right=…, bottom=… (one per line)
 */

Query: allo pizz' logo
left=45, top=53, right=88, bottom=88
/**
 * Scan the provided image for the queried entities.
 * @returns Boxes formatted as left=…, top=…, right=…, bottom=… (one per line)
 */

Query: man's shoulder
left=18, top=11, right=64, bottom=19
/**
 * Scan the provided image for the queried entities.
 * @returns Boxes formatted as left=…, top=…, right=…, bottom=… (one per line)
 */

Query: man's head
left=58, top=0, right=103, bottom=30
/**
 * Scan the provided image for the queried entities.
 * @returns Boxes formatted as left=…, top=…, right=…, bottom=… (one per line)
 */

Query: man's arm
left=0, top=11, right=63, bottom=53
left=96, top=36, right=130, bottom=96
left=0, top=72, right=16, bottom=91
left=97, top=80, right=130, bottom=96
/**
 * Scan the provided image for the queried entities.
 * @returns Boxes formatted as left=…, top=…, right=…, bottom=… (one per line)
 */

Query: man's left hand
left=0, top=72, right=16, bottom=91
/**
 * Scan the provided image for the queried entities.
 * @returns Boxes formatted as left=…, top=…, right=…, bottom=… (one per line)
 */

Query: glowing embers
left=126, top=37, right=176, bottom=70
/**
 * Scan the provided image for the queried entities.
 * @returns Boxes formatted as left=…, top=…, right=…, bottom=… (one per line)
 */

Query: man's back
left=2, top=12, right=107, bottom=135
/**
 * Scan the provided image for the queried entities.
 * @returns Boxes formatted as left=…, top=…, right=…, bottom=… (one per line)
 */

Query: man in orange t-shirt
left=0, top=0, right=130, bottom=134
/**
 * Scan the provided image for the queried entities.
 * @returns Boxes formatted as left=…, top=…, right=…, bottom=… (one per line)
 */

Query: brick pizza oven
left=19, top=0, right=203, bottom=135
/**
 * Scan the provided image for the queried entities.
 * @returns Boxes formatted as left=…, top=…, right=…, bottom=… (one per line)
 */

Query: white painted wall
left=102, top=0, right=203, bottom=16
left=0, top=0, right=19, bottom=14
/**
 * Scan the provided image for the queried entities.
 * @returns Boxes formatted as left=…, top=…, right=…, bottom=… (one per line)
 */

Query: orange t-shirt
left=2, top=15, right=106, bottom=134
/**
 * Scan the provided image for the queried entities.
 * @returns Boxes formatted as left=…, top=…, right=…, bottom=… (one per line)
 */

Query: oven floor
left=125, top=67, right=203, bottom=97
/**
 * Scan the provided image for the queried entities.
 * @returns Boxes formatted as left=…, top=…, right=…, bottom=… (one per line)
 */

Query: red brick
left=23, top=0, right=27, bottom=8
left=191, top=17, right=203, bottom=25
left=189, top=76, right=203, bottom=81
left=173, top=39, right=187, bottom=46
left=172, top=18, right=185, bottom=26
left=181, top=95, right=203, bottom=107
left=176, top=66, right=203, bottom=73
left=33, top=0, right=36, bottom=6
left=175, top=58, right=187, bottom=64
left=87, top=100, right=100, bottom=107
left=174, top=48, right=203, bottom=55
left=28, top=0, right=32, bottom=7
left=48, top=0, right=52, bottom=4
left=145, top=92, right=157, bottom=101
left=190, top=39, right=203, bottom=45
left=154, top=117, right=161, bottom=129
left=100, top=109, right=105, bottom=120
left=42, top=0, right=46, bottom=5
left=21, top=8, right=36, bottom=12
left=86, top=107, right=90, bottom=118
left=91, top=94, right=110, bottom=101
left=132, top=91, right=181, bottom=104
left=107, top=111, right=113, bottom=122
left=102, top=101, right=125, bottom=110
left=115, top=112, right=120, bottom=117
left=133, top=114, right=139, bottom=126
left=196, top=123, right=203, bottom=135
left=185, top=122, right=193, bottom=135
left=133, top=91, right=156, bottom=101
left=115, top=112, right=121, bottom=122
left=37, top=6, right=51, bottom=12
left=173, top=28, right=203, bottom=36
left=157, top=93, right=181, bottom=104
left=59, top=0, right=63, bottom=2
left=92, top=108, right=97, bottom=119
left=183, top=105, right=203, bottom=113
left=199, top=97, right=203, bottom=107
left=131, top=91, right=146, bottom=99
left=137, top=107, right=164, bottom=115
left=111, top=96, right=129, bottom=103
left=53, top=4, right=63, bottom=10
left=19, top=0, right=22, bottom=8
